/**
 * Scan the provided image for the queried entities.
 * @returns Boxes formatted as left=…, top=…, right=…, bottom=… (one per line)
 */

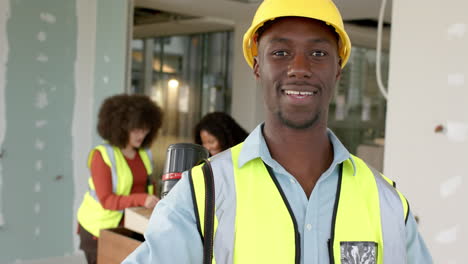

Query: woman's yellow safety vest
left=77, top=144, right=154, bottom=237
left=190, top=143, right=409, bottom=264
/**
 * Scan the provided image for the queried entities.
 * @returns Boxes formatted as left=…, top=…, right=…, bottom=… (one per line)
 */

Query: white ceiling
left=135, top=0, right=393, bottom=24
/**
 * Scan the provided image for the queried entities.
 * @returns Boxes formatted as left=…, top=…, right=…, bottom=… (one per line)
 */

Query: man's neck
left=263, top=122, right=334, bottom=198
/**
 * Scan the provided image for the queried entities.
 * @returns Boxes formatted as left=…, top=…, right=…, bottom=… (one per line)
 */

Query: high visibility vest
left=190, top=143, right=409, bottom=264
left=77, top=144, right=154, bottom=237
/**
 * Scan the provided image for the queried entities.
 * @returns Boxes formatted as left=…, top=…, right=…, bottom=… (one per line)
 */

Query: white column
left=73, top=0, right=96, bottom=252
left=385, top=1, right=468, bottom=262
left=0, top=0, right=10, bottom=228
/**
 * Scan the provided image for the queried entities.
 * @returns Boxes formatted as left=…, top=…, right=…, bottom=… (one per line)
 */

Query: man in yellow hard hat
left=124, top=0, right=433, bottom=263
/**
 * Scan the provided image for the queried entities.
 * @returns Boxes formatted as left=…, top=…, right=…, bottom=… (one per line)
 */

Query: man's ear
left=253, top=57, right=260, bottom=79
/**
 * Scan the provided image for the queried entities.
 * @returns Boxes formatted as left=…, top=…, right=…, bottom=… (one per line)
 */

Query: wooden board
left=124, top=207, right=153, bottom=234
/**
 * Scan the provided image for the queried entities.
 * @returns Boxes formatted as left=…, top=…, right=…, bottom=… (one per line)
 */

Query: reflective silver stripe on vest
left=370, top=166, right=407, bottom=264
left=88, top=188, right=99, bottom=201
left=87, top=144, right=118, bottom=203
left=87, top=144, right=123, bottom=213
left=103, top=144, right=119, bottom=193
left=208, top=150, right=236, bottom=264
left=104, top=144, right=124, bottom=213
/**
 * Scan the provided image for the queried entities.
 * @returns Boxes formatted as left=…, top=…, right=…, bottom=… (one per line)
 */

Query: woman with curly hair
left=194, top=112, right=248, bottom=156
left=77, top=94, right=163, bottom=264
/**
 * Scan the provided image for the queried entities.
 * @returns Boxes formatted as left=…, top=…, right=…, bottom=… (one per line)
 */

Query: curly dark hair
left=97, top=94, right=163, bottom=148
left=194, top=112, right=248, bottom=151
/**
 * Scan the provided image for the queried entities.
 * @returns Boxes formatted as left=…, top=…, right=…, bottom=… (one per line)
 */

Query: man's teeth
left=284, top=90, right=317, bottom=95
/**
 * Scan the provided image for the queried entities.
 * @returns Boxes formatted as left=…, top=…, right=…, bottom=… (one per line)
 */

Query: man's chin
left=278, top=112, right=320, bottom=130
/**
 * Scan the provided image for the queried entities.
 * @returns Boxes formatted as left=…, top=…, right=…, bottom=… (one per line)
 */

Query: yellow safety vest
left=77, top=144, right=154, bottom=237
left=190, top=143, right=409, bottom=264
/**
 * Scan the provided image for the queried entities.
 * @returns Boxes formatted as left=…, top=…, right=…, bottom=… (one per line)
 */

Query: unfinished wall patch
left=34, top=203, right=40, bottom=214
left=35, top=90, right=48, bottom=109
left=35, top=138, right=45, bottom=151
left=40, top=12, right=56, bottom=24
left=447, top=23, right=466, bottom=39
left=37, top=31, right=46, bottom=42
left=35, top=160, right=43, bottom=171
left=447, top=73, right=465, bottom=87
left=36, top=53, right=48, bottom=63
left=35, top=120, right=47, bottom=128
left=34, top=182, right=41, bottom=192
left=440, top=175, right=462, bottom=198
left=446, top=120, right=468, bottom=142
left=435, top=226, right=458, bottom=244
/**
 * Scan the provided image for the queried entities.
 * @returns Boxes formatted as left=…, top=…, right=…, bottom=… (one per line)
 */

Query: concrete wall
left=384, top=0, right=468, bottom=263
left=0, top=0, right=129, bottom=262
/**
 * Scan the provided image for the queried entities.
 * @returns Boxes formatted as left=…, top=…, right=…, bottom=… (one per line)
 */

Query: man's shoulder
left=209, top=148, right=234, bottom=165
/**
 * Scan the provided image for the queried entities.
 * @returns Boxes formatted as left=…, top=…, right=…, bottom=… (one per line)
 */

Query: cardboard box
left=124, top=207, right=153, bottom=234
left=97, top=227, right=144, bottom=264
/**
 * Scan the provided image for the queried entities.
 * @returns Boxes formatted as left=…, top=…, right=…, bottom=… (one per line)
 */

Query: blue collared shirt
left=124, top=124, right=433, bottom=264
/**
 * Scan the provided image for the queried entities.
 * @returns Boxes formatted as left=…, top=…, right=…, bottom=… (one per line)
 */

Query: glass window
left=329, top=46, right=389, bottom=171
left=131, top=32, right=233, bottom=182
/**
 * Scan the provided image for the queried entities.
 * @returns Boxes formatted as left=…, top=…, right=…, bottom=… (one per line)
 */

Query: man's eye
left=311, top=51, right=326, bottom=57
left=273, top=50, right=289, bottom=56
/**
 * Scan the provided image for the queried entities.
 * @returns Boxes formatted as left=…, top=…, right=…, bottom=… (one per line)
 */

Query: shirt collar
left=238, top=123, right=357, bottom=176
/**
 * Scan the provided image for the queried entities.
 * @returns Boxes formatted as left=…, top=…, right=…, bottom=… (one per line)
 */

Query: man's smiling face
left=254, top=17, right=342, bottom=130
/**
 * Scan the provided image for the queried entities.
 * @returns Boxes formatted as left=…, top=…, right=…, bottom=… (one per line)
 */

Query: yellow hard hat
left=243, top=0, right=351, bottom=69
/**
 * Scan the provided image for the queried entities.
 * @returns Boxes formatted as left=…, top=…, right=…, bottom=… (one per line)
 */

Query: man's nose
left=287, top=54, right=311, bottom=79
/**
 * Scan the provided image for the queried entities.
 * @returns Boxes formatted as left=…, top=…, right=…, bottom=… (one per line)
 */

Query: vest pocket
left=340, top=241, right=377, bottom=264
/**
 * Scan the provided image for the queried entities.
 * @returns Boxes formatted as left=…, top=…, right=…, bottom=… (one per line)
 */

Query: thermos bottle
left=161, top=143, right=209, bottom=198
